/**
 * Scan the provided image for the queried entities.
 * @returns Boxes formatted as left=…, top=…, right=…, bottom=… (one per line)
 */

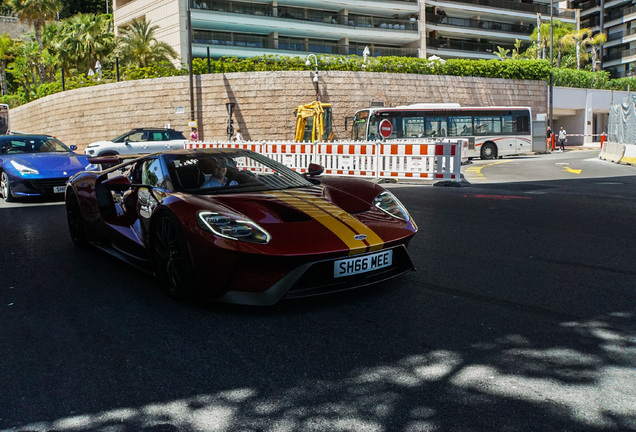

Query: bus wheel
left=480, top=143, right=497, bottom=160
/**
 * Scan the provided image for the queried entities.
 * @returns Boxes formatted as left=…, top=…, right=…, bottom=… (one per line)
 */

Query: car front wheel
left=66, top=189, right=88, bottom=246
left=151, top=212, right=194, bottom=300
left=1, top=171, right=14, bottom=202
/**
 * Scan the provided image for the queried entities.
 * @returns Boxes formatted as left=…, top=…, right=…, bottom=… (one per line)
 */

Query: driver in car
left=201, top=157, right=238, bottom=188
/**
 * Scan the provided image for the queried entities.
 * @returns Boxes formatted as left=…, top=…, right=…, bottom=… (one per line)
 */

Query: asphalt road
left=0, top=149, right=634, bottom=432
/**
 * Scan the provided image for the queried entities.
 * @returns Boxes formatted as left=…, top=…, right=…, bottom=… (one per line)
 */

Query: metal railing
left=426, top=12, right=533, bottom=34
left=439, top=0, right=576, bottom=19
left=427, top=37, right=520, bottom=54
left=194, top=31, right=420, bottom=57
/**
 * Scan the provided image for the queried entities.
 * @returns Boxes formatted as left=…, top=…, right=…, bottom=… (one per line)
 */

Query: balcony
left=191, top=1, right=419, bottom=43
left=426, top=12, right=533, bottom=34
left=606, top=5, right=636, bottom=23
left=427, top=37, right=522, bottom=55
left=604, top=47, right=636, bottom=62
left=432, top=0, right=576, bottom=19
left=192, top=0, right=419, bottom=19
left=193, top=31, right=420, bottom=58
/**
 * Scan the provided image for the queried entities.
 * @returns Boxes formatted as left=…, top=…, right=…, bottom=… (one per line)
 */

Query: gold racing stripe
left=266, top=190, right=385, bottom=255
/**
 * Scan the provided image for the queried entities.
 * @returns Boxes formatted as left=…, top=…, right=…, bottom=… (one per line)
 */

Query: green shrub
left=4, top=56, right=629, bottom=108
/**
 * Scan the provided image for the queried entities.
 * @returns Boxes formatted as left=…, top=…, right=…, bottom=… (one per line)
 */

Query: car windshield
left=165, top=150, right=314, bottom=193
left=0, top=137, right=71, bottom=154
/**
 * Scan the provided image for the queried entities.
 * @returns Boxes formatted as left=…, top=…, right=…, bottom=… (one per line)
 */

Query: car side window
left=141, top=158, right=167, bottom=188
left=125, top=132, right=144, bottom=142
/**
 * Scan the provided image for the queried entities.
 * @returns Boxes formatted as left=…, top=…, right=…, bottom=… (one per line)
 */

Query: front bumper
left=216, top=245, right=415, bottom=306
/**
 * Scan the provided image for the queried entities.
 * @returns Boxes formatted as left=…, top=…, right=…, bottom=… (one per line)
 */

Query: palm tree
left=8, top=0, right=62, bottom=81
left=572, top=28, right=593, bottom=70
left=51, top=13, right=115, bottom=76
left=588, top=32, right=607, bottom=71
left=117, top=19, right=179, bottom=68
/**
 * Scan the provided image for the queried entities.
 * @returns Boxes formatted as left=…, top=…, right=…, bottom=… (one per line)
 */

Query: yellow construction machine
left=293, top=101, right=334, bottom=142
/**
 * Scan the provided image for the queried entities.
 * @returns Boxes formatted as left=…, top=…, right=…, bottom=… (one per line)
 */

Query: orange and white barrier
left=185, top=139, right=464, bottom=182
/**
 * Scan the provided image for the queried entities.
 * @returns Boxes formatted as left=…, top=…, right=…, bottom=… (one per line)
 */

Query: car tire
left=151, top=212, right=194, bottom=300
left=66, top=189, right=88, bottom=246
left=1, top=171, right=14, bottom=202
left=480, top=142, right=497, bottom=160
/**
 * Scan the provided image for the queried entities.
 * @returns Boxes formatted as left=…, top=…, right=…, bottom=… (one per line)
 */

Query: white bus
left=349, top=104, right=532, bottom=159
left=0, top=104, right=9, bottom=135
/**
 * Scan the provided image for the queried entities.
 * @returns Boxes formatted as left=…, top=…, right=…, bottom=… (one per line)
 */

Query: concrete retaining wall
left=9, top=71, right=548, bottom=152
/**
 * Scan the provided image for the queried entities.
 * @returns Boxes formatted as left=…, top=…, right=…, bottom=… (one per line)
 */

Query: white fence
left=185, top=139, right=464, bottom=182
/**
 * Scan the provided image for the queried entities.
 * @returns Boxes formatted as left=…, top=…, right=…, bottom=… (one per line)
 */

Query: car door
left=146, top=130, right=174, bottom=153
left=104, top=157, right=168, bottom=260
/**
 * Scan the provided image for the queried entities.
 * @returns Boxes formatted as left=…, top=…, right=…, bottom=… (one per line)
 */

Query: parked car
left=84, top=128, right=188, bottom=156
left=65, top=148, right=418, bottom=305
left=0, top=135, right=93, bottom=202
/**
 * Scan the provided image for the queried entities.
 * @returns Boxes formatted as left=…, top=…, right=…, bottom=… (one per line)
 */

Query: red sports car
left=65, top=148, right=417, bottom=305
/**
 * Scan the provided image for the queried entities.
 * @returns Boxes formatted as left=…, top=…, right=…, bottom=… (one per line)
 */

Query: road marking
left=464, top=160, right=514, bottom=180
left=563, top=166, right=582, bottom=174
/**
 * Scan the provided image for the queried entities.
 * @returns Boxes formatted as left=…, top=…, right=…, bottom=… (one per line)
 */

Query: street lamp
left=305, top=54, right=320, bottom=100
left=305, top=54, right=318, bottom=83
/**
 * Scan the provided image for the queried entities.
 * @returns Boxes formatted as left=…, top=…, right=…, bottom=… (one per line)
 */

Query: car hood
left=87, top=140, right=113, bottom=147
left=184, top=186, right=411, bottom=255
left=7, top=153, right=91, bottom=176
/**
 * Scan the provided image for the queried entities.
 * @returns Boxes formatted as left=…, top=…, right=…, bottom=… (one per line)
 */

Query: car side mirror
left=70, top=145, right=77, bottom=151
left=305, top=163, right=324, bottom=176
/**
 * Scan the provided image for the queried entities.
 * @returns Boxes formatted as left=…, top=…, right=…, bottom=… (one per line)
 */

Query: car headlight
left=198, top=211, right=271, bottom=244
left=373, top=190, right=411, bottom=221
left=10, top=160, right=39, bottom=175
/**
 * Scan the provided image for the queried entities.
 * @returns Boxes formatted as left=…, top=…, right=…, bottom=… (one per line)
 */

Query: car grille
left=284, top=246, right=414, bottom=299
left=23, top=177, right=68, bottom=193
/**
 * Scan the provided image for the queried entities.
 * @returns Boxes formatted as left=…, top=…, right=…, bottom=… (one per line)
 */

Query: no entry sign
left=379, top=119, right=393, bottom=138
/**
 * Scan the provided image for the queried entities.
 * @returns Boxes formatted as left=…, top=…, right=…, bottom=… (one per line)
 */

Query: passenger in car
left=200, top=157, right=238, bottom=188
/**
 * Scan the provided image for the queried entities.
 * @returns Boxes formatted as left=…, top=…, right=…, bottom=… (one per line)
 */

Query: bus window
left=474, top=115, right=502, bottom=135
left=425, top=116, right=447, bottom=137
left=402, top=116, right=425, bottom=137
left=449, top=115, right=472, bottom=136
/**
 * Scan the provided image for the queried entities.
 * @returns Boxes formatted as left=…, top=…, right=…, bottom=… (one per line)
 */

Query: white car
left=85, top=128, right=188, bottom=156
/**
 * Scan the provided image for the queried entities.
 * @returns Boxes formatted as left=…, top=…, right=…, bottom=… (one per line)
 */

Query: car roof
left=0, top=134, right=54, bottom=140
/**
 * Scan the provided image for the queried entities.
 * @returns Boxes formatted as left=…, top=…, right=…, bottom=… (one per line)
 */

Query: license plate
left=334, top=250, right=393, bottom=278
left=54, top=186, right=65, bottom=193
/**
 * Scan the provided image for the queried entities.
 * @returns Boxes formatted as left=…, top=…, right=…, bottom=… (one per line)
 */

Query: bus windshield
left=0, top=104, right=9, bottom=135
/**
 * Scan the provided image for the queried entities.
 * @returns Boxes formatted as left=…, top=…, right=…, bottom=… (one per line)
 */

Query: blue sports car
left=0, top=135, right=93, bottom=202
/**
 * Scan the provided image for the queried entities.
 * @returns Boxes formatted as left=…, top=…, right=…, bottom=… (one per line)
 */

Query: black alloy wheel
left=480, top=142, right=497, bottom=160
left=151, top=212, right=194, bottom=300
left=1, top=171, right=14, bottom=202
left=66, top=189, right=88, bottom=246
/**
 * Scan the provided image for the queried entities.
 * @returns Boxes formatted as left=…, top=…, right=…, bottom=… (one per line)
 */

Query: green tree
left=7, top=39, right=40, bottom=99
left=571, top=28, right=593, bottom=70
left=8, top=0, right=62, bottom=80
left=117, top=18, right=179, bottom=68
left=49, top=13, right=114, bottom=76
left=59, top=0, right=110, bottom=19
left=0, top=33, right=16, bottom=95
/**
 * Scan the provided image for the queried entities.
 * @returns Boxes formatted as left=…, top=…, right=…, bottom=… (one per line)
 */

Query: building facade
left=569, top=0, right=636, bottom=78
left=112, top=0, right=576, bottom=62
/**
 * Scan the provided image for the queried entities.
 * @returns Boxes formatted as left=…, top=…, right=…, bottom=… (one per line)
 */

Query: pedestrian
left=190, top=127, right=198, bottom=140
left=558, top=126, right=567, bottom=152
left=234, top=128, right=244, bottom=141
left=546, top=125, right=553, bottom=152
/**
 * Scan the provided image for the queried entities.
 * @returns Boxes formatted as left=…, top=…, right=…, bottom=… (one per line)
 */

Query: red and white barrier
left=185, top=139, right=464, bottom=182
